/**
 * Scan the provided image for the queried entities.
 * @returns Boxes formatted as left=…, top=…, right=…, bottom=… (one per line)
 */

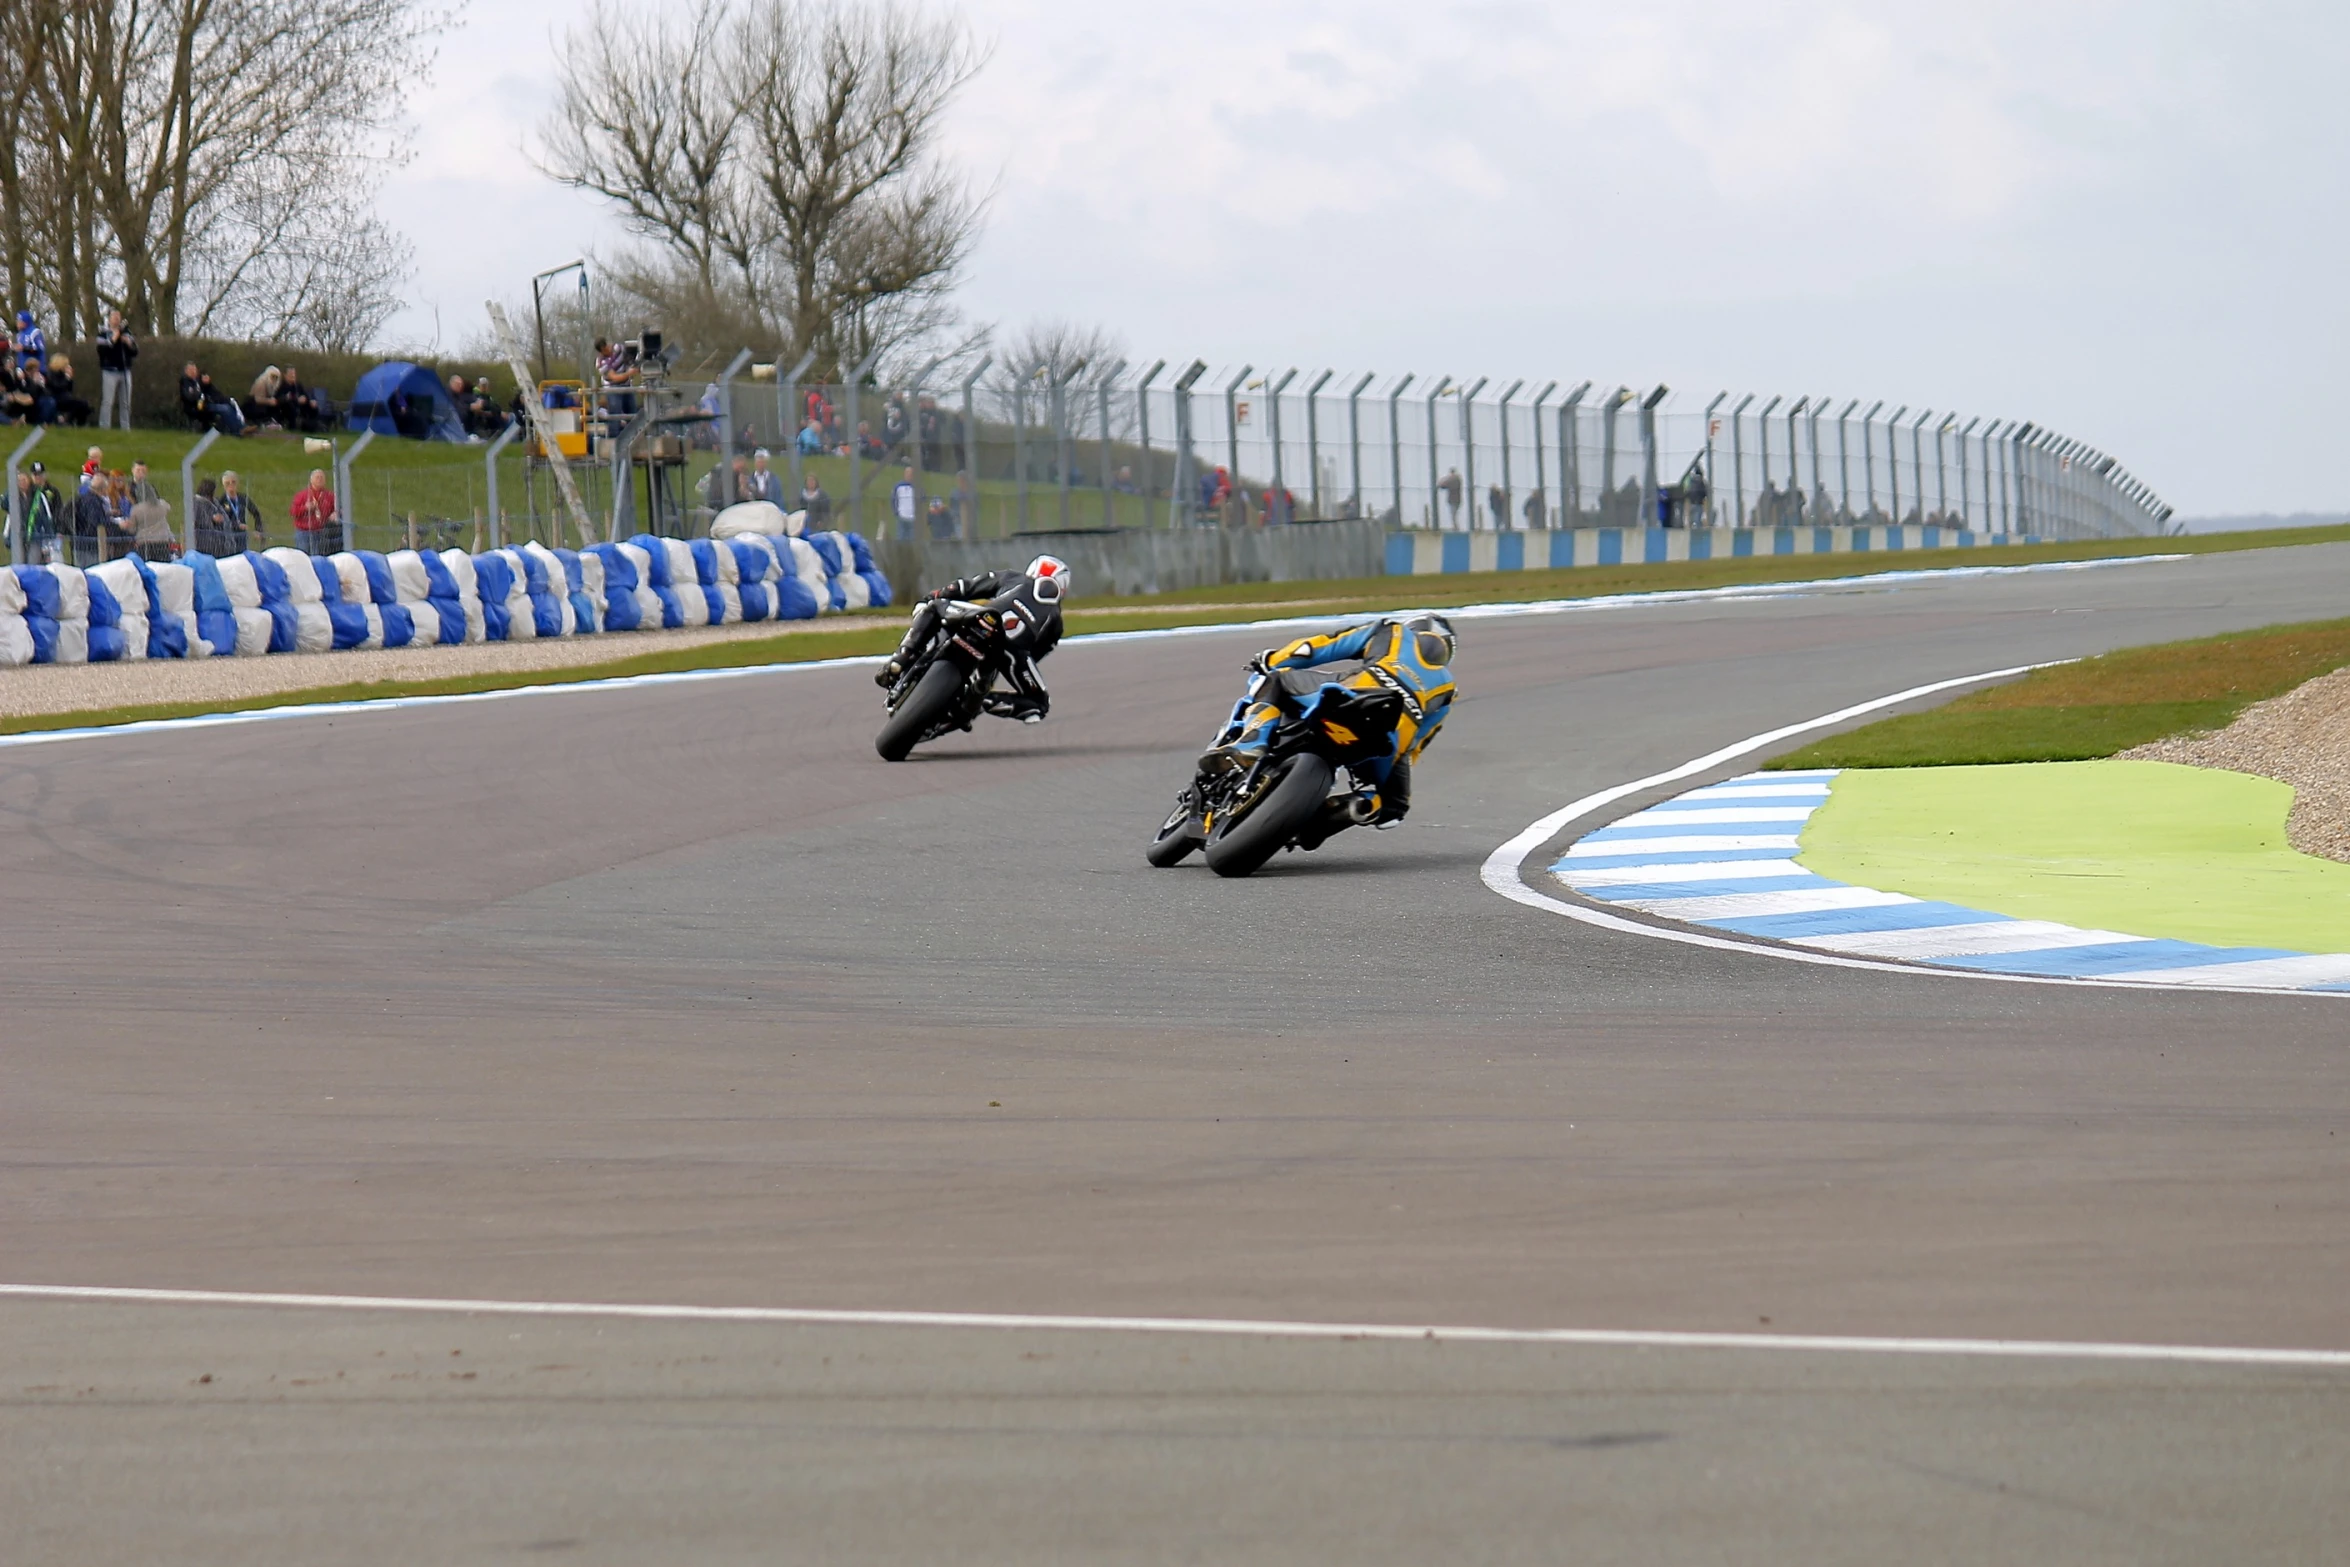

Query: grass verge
left=6, top=524, right=2343, bottom=741
left=1771, top=616, right=2350, bottom=769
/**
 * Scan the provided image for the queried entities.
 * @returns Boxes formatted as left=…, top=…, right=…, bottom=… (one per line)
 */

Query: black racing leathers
left=896, top=570, right=1064, bottom=717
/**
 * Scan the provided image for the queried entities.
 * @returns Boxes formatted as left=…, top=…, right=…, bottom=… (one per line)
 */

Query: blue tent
left=346, top=361, right=465, bottom=441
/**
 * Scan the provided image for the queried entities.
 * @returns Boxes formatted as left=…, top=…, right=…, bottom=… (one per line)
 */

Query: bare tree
left=0, top=0, right=438, bottom=341
left=540, top=0, right=986, bottom=378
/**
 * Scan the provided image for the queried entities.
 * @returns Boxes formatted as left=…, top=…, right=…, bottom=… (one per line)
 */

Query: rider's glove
left=1245, top=652, right=1272, bottom=677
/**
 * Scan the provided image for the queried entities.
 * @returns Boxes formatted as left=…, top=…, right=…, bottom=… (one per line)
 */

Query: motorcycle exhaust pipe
left=1341, top=795, right=1379, bottom=825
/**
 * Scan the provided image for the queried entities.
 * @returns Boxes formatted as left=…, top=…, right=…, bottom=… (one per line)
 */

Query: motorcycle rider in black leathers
left=876, top=553, right=1069, bottom=722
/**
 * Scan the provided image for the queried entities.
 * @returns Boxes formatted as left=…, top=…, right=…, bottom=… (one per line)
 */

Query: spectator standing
left=701, top=456, right=749, bottom=510
left=216, top=472, right=263, bottom=551
left=289, top=468, right=338, bottom=554
left=925, top=494, right=954, bottom=540
left=891, top=466, right=918, bottom=539
left=1439, top=467, right=1463, bottom=529
left=745, top=449, right=783, bottom=504
left=130, top=488, right=176, bottom=562
left=796, top=416, right=824, bottom=456
left=1487, top=483, right=1507, bottom=531
left=47, top=355, right=90, bottom=425
left=1522, top=488, right=1546, bottom=529
left=94, top=311, right=137, bottom=429
left=798, top=473, right=832, bottom=529
left=127, top=460, right=159, bottom=505
left=14, top=311, right=46, bottom=373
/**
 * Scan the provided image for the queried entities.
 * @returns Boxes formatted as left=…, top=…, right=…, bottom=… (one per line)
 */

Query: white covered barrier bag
left=208, top=553, right=279, bottom=655
left=437, top=549, right=486, bottom=643
left=520, top=542, right=580, bottom=637
left=725, top=539, right=773, bottom=622
left=710, top=500, right=793, bottom=539
left=0, top=565, right=32, bottom=666
left=148, top=561, right=212, bottom=658
left=584, top=543, right=642, bottom=631
left=83, top=557, right=149, bottom=662
left=780, top=535, right=834, bottom=614
left=309, top=552, right=380, bottom=650
left=843, top=532, right=892, bottom=607
left=470, top=550, right=532, bottom=641
left=351, top=551, right=416, bottom=649
left=260, top=546, right=333, bottom=653
left=684, top=538, right=733, bottom=624
left=615, top=540, right=667, bottom=629
left=389, top=549, right=467, bottom=646
left=567, top=547, right=605, bottom=634
left=25, top=563, right=90, bottom=663
left=654, top=537, right=710, bottom=627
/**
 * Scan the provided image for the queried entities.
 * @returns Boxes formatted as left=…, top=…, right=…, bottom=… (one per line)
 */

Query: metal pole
left=1885, top=405, right=1908, bottom=523
left=1386, top=373, right=1414, bottom=525
left=337, top=430, right=375, bottom=554
left=1425, top=377, right=1449, bottom=529
left=483, top=419, right=521, bottom=548
left=8, top=426, right=47, bottom=565
left=1784, top=396, right=1808, bottom=515
left=1560, top=382, right=1591, bottom=523
left=1835, top=400, right=1859, bottom=518
left=781, top=350, right=817, bottom=498
left=1266, top=367, right=1298, bottom=517
left=1303, top=368, right=1332, bottom=518
left=958, top=356, right=991, bottom=540
left=714, top=347, right=753, bottom=510
left=1173, top=359, right=1207, bottom=527
left=1956, top=416, right=1981, bottom=527
left=1907, top=409, right=1933, bottom=524
left=1346, top=371, right=1375, bottom=518
left=1727, top=392, right=1752, bottom=525
left=1457, top=376, right=1488, bottom=529
left=1096, top=358, right=1125, bottom=526
left=1806, top=395, right=1826, bottom=511
left=1752, top=396, right=1779, bottom=522
left=178, top=427, right=219, bottom=555
left=1934, top=415, right=1952, bottom=521
left=1050, top=356, right=1086, bottom=531
left=1859, top=401, right=1885, bottom=516
left=1134, top=360, right=1165, bottom=528
left=846, top=345, right=882, bottom=534
left=1223, top=364, right=1252, bottom=514
left=1530, top=381, right=1560, bottom=528
left=1638, top=386, right=1667, bottom=527
left=1495, top=378, right=1524, bottom=528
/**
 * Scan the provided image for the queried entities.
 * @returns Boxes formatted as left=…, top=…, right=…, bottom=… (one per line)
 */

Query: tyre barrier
left=0, top=529, right=891, bottom=667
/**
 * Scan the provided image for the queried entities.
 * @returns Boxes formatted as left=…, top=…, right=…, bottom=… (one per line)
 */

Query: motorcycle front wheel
left=1204, top=753, right=1335, bottom=878
left=1145, top=790, right=1202, bottom=867
left=875, top=661, right=964, bottom=761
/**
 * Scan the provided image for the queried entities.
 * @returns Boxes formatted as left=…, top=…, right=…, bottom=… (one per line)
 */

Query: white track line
left=1479, top=668, right=2350, bottom=1002
left=0, top=1283, right=2342, bottom=1369
left=0, top=552, right=2181, bottom=752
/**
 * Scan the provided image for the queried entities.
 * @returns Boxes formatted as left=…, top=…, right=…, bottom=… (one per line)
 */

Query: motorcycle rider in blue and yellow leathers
left=1202, top=612, right=1456, bottom=824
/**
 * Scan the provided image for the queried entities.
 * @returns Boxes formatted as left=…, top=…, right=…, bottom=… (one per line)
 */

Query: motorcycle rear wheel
left=875, top=661, right=963, bottom=761
left=1204, top=753, right=1335, bottom=879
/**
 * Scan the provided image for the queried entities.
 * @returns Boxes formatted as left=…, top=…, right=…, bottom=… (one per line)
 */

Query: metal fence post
left=1386, top=373, right=1413, bottom=525
left=1956, top=416, right=1981, bottom=526
left=1172, top=359, right=1207, bottom=527
left=1222, top=365, right=1252, bottom=512
left=1496, top=379, right=1523, bottom=529
left=1458, top=376, right=1488, bottom=529
left=1561, top=382, right=1591, bottom=523
left=1638, top=386, right=1667, bottom=526
left=1783, top=397, right=1808, bottom=517
left=484, top=419, right=521, bottom=547
left=1884, top=406, right=1907, bottom=524
left=337, top=429, right=374, bottom=552
left=1806, top=396, right=1826, bottom=512
left=1424, top=377, right=1449, bottom=529
left=715, top=347, right=753, bottom=509
left=1346, top=371, right=1374, bottom=518
left=1531, top=381, right=1560, bottom=528
left=8, top=426, right=47, bottom=565
left=1907, top=409, right=1934, bottom=525
left=1303, top=369, right=1332, bottom=517
left=1265, top=367, right=1297, bottom=516
left=1859, top=401, right=1885, bottom=517
left=1834, top=400, right=1858, bottom=518
left=846, top=345, right=882, bottom=533
left=958, top=356, right=991, bottom=540
left=781, top=350, right=816, bottom=497
left=1727, top=392, right=1752, bottom=525
left=178, top=428, right=219, bottom=555
left=1133, top=360, right=1165, bottom=528
left=1751, top=395, right=1779, bottom=521
left=1096, top=358, right=1125, bottom=526
left=1050, top=356, right=1085, bottom=530
left=1698, top=392, right=1726, bottom=528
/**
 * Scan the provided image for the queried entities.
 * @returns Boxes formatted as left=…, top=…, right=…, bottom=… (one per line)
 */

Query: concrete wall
left=1385, top=523, right=2043, bottom=576
left=874, top=520, right=1387, bottom=599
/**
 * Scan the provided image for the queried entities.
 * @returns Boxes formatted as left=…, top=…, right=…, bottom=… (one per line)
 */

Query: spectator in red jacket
left=289, top=468, right=338, bottom=554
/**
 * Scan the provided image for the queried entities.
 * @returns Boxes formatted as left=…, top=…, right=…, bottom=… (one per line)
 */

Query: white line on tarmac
left=0, top=1283, right=2343, bottom=1368
left=0, top=552, right=2181, bottom=751
left=1478, top=667, right=2350, bottom=1002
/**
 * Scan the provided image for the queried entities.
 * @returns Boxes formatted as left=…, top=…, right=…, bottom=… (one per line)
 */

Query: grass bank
left=1771, top=616, right=2350, bottom=769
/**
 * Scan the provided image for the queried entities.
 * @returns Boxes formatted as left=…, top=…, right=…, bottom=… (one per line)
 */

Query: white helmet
left=1026, top=554, right=1071, bottom=600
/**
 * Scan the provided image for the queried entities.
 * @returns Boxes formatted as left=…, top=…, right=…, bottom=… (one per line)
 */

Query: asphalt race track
left=6, top=544, right=2349, bottom=1564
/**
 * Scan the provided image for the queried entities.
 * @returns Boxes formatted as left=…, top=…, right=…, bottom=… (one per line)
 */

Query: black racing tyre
left=1204, top=753, right=1335, bottom=879
left=875, top=661, right=963, bottom=761
left=1145, top=792, right=1202, bottom=867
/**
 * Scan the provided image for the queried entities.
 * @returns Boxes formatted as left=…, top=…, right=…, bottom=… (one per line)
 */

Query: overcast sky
left=380, top=0, right=2347, bottom=517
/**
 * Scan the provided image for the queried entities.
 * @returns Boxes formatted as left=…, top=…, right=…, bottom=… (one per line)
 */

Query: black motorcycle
left=874, top=598, right=1031, bottom=760
left=1146, top=669, right=1407, bottom=878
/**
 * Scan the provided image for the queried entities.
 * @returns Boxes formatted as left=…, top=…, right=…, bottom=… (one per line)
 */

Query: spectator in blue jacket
left=14, top=311, right=47, bottom=372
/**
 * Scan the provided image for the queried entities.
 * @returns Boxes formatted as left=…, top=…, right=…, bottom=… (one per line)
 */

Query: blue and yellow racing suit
left=1217, top=618, right=1455, bottom=819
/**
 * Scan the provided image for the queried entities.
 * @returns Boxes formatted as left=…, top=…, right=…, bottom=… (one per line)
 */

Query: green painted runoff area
left=1798, top=759, right=2350, bottom=954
